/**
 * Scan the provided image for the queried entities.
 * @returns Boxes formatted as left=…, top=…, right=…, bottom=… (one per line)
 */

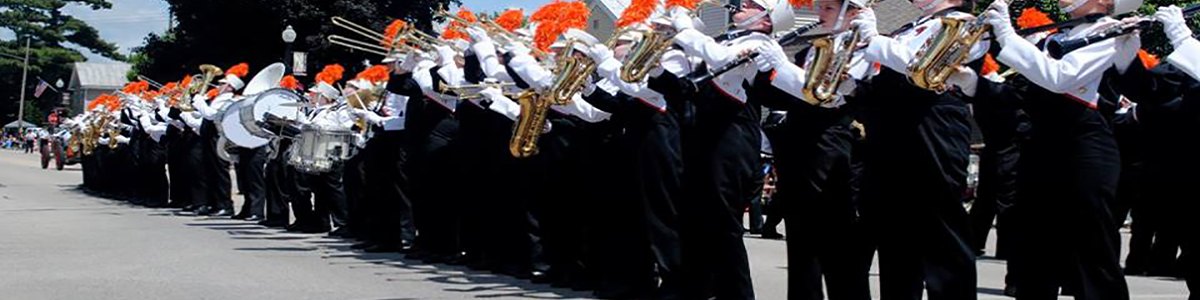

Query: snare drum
left=286, top=128, right=357, bottom=174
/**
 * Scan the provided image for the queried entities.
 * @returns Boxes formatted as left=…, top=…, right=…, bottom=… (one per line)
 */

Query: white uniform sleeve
left=484, top=94, right=522, bottom=121
left=554, top=94, right=612, bottom=123
left=597, top=57, right=666, bottom=101
left=181, top=111, right=203, bottom=130
left=191, top=94, right=219, bottom=120
left=996, top=33, right=1117, bottom=94
left=508, top=53, right=554, bottom=90
left=1167, top=38, right=1200, bottom=82
left=675, top=28, right=739, bottom=68
left=472, top=39, right=507, bottom=79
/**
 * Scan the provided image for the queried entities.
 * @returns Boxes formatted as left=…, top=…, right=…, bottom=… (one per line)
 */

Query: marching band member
left=748, top=0, right=875, bottom=297
left=667, top=0, right=797, bottom=297
left=192, top=63, right=250, bottom=216
left=581, top=16, right=693, bottom=297
left=1107, top=4, right=1199, bottom=294
left=262, top=78, right=307, bottom=228
left=849, top=0, right=986, bottom=296
left=286, top=67, right=355, bottom=233
left=977, top=0, right=1144, bottom=296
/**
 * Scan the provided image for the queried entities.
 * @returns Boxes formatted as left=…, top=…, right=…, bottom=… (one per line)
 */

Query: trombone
left=435, top=7, right=547, bottom=58
left=439, top=81, right=518, bottom=100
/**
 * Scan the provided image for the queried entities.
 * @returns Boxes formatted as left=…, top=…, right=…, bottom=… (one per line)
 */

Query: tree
left=130, top=0, right=459, bottom=84
left=0, top=0, right=125, bottom=124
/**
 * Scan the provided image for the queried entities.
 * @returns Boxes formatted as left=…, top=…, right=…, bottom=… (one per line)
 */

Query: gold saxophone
left=618, top=0, right=721, bottom=83
left=508, top=39, right=599, bottom=158
left=347, top=86, right=384, bottom=133
left=803, top=29, right=862, bottom=105
left=907, top=16, right=990, bottom=92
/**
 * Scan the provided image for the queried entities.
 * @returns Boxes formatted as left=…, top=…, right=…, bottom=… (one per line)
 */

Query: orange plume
left=1138, top=50, right=1160, bottom=70
left=355, top=65, right=391, bottom=83
left=226, top=63, right=250, bottom=78
left=140, top=90, right=160, bottom=102
left=981, top=54, right=1000, bottom=76
left=495, top=9, right=525, bottom=32
left=88, top=94, right=120, bottom=111
left=1017, top=8, right=1056, bottom=32
left=616, top=0, right=657, bottom=28
left=315, top=64, right=345, bottom=85
left=161, top=81, right=179, bottom=93
left=280, top=75, right=302, bottom=90
left=122, top=80, right=150, bottom=94
left=383, top=19, right=408, bottom=46
left=179, top=75, right=193, bottom=91
left=532, top=1, right=590, bottom=51
left=442, top=8, right=477, bottom=41
left=665, top=0, right=700, bottom=9
left=206, top=88, right=219, bottom=99
left=788, top=0, right=813, bottom=7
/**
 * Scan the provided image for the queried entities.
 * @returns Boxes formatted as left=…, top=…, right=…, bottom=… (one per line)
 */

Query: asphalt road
left=0, top=150, right=1189, bottom=299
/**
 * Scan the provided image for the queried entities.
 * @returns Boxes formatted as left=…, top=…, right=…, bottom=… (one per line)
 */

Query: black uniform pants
left=1011, top=135, right=1128, bottom=300
left=303, top=169, right=347, bottom=230
left=137, top=135, right=169, bottom=205
left=342, top=149, right=368, bottom=236
left=407, top=133, right=458, bottom=255
left=363, top=130, right=414, bottom=246
left=200, top=122, right=231, bottom=210
left=235, top=146, right=268, bottom=217
left=773, top=122, right=872, bottom=300
left=264, top=141, right=307, bottom=224
left=860, top=103, right=977, bottom=300
left=680, top=126, right=759, bottom=300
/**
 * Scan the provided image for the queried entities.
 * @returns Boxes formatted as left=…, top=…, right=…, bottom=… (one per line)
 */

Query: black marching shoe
left=244, top=215, right=265, bottom=222
left=194, top=205, right=216, bottom=216
left=231, top=212, right=250, bottom=220
left=258, top=219, right=287, bottom=228
left=210, top=209, right=234, bottom=217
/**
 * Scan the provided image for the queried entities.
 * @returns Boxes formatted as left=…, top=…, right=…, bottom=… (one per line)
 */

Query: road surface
left=0, top=150, right=1188, bottom=299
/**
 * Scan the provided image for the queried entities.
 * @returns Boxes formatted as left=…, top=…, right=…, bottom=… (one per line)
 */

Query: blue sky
left=55, top=0, right=547, bottom=63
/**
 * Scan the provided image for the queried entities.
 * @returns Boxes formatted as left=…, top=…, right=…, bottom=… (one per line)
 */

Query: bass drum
left=241, top=88, right=305, bottom=139
left=220, top=99, right=270, bottom=148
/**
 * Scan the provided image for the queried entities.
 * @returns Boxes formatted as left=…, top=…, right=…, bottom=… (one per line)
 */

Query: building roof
left=875, top=0, right=923, bottom=34
left=69, top=62, right=131, bottom=89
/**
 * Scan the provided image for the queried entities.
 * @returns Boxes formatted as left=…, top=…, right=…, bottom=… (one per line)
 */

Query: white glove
left=115, top=136, right=131, bottom=144
left=753, top=43, right=788, bottom=72
left=479, top=87, right=505, bottom=102
left=434, top=45, right=458, bottom=66
left=984, top=0, right=1016, bottom=42
left=191, top=94, right=208, bottom=107
left=466, top=26, right=491, bottom=44
left=851, top=8, right=878, bottom=40
left=1156, top=5, right=1194, bottom=48
left=947, top=66, right=979, bottom=97
left=671, top=7, right=695, bottom=31
left=587, top=44, right=614, bottom=64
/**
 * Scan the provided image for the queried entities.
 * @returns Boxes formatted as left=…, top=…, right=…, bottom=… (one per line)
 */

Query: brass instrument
left=439, top=82, right=518, bottom=100
left=329, top=16, right=459, bottom=57
left=435, top=8, right=546, bottom=58
left=617, top=0, right=722, bottom=83
left=509, top=38, right=600, bottom=158
left=346, top=85, right=385, bottom=133
left=907, top=15, right=991, bottom=92
left=189, top=64, right=224, bottom=96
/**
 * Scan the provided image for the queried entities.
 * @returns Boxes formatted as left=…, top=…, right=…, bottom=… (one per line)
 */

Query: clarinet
left=686, top=21, right=824, bottom=88
left=1048, top=4, right=1200, bottom=57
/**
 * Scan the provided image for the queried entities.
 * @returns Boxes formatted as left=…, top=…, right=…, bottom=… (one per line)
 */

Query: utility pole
left=17, top=37, right=30, bottom=134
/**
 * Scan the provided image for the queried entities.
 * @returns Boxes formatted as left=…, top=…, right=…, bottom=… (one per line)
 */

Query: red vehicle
left=39, top=129, right=79, bottom=171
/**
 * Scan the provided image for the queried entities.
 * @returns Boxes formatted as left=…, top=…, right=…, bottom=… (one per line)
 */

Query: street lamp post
left=282, top=25, right=297, bottom=74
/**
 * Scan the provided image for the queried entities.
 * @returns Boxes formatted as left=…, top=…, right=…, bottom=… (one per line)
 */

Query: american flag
left=32, top=79, right=49, bottom=98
